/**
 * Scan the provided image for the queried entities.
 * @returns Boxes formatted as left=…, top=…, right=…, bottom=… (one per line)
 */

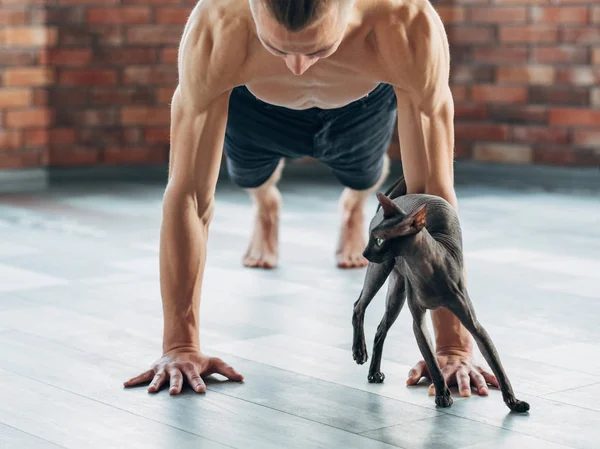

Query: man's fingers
left=212, top=359, right=244, bottom=382
left=148, top=371, right=167, bottom=393
left=406, top=361, right=427, bottom=385
left=470, top=370, right=489, bottom=396
left=182, top=365, right=207, bottom=393
left=124, top=369, right=154, bottom=387
left=456, top=369, right=471, bottom=397
left=167, top=367, right=184, bottom=395
left=480, top=369, right=499, bottom=388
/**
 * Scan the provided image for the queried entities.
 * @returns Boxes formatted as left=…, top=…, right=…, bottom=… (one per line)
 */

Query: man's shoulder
left=179, top=0, right=253, bottom=89
left=371, top=0, right=449, bottom=91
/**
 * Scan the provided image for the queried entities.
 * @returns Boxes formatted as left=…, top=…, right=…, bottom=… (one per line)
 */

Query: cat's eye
left=376, top=238, right=384, bottom=247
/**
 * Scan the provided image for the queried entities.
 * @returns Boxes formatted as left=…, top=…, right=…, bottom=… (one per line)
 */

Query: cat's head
left=362, top=192, right=427, bottom=263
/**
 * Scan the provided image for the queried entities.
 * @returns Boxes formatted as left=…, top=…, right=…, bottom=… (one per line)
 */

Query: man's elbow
left=163, top=182, right=215, bottom=226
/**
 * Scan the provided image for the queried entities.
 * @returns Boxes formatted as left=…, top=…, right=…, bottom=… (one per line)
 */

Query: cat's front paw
left=368, top=372, right=385, bottom=383
left=352, top=341, right=368, bottom=365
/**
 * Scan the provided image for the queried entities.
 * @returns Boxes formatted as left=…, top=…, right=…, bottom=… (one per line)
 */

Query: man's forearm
left=159, top=189, right=212, bottom=353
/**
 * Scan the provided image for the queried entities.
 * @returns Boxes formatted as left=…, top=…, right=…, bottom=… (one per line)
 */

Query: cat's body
left=352, top=176, right=529, bottom=413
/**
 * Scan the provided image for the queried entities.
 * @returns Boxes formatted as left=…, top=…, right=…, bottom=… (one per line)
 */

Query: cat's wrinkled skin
left=351, top=176, right=529, bottom=414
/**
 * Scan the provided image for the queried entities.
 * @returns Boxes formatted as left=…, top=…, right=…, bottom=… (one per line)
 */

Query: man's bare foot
left=243, top=187, right=281, bottom=269
left=336, top=203, right=368, bottom=269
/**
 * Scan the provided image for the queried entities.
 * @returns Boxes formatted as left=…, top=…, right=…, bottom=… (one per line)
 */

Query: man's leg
left=320, top=83, right=398, bottom=268
left=224, top=86, right=318, bottom=269
left=242, top=159, right=284, bottom=268
left=336, top=154, right=390, bottom=268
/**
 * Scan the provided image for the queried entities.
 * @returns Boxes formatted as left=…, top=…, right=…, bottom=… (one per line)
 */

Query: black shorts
left=223, top=83, right=398, bottom=190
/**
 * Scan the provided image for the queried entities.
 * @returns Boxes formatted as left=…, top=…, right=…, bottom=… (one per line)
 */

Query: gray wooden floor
left=1, top=172, right=599, bottom=449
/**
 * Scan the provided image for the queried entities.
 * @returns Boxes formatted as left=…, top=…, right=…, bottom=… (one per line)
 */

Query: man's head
left=250, top=0, right=354, bottom=75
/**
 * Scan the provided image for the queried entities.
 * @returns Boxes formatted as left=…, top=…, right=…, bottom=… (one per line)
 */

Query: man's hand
left=406, top=347, right=499, bottom=397
left=123, top=348, right=244, bottom=395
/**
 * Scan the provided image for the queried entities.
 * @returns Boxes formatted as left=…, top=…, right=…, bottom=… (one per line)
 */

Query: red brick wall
left=1, top=1, right=599, bottom=170
left=437, top=0, right=600, bottom=166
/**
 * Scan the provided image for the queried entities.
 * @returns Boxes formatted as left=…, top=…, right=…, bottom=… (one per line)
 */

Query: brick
left=0, top=131, right=22, bottom=150
left=472, top=46, right=529, bottom=64
left=455, top=124, right=509, bottom=142
left=48, top=148, right=100, bottom=167
left=531, top=7, right=588, bottom=23
left=0, top=9, right=27, bottom=25
left=532, top=146, right=577, bottom=166
left=127, top=26, right=183, bottom=45
left=33, top=90, right=48, bottom=106
left=448, top=45, right=471, bottom=64
left=450, top=65, right=495, bottom=84
left=0, top=89, right=33, bottom=108
left=435, top=7, right=467, bottom=24
left=157, top=88, right=175, bottom=104
left=123, top=0, right=180, bottom=4
left=454, top=142, right=473, bottom=160
left=5, top=108, right=53, bottom=129
left=531, top=46, right=589, bottom=64
left=78, top=128, right=140, bottom=146
left=0, top=151, right=43, bottom=169
left=474, top=143, right=533, bottom=164
left=497, top=66, right=555, bottom=85
left=59, top=0, right=119, bottom=4
left=0, top=0, right=45, bottom=4
left=470, top=7, right=527, bottom=23
left=445, top=25, right=494, bottom=44
left=39, top=49, right=92, bottom=66
left=489, top=105, right=548, bottom=124
left=0, top=50, right=36, bottom=66
left=573, top=130, right=600, bottom=148
left=3, top=68, right=54, bottom=87
left=592, top=88, right=600, bottom=106
left=121, top=107, right=170, bottom=125
left=471, top=85, right=528, bottom=103
left=160, top=48, right=179, bottom=64
left=530, top=86, right=589, bottom=106
left=593, top=48, right=600, bottom=65
left=32, top=5, right=86, bottom=25
left=91, top=87, right=155, bottom=106
left=54, top=108, right=119, bottom=127
left=556, top=68, right=600, bottom=86
left=48, top=88, right=89, bottom=106
left=93, top=48, right=156, bottom=65
left=155, top=7, right=192, bottom=25
left=454, top=104, right=488, bottom=120
left=550, top=108, right=600, bottom=127
left=24, top=129, right=74, bottom=147
left=103, top=147, right=167, bottom=164
left=59, top=70, right=118, bottom=86
left=2, top=26, right=57, bottom=47
left=123, top=66, right=178, bottom=85
left=144, top=128, right=170, bottom=144
left=512, top=126, right=570, bottom=144
left=59, top=28, right=93, bottom=46
left=494, top=0, right=547, bottom=3
left=93, top=26, right=123, bottom=46
left=499, top=26, right=557, bottom=43
left=87, top=7, right=151, bottom=24
left=561, top=27, right=600, bottom=45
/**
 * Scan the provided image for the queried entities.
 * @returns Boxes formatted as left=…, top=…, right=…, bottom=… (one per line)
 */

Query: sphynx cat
left=351, top=176, right=529, bottom=413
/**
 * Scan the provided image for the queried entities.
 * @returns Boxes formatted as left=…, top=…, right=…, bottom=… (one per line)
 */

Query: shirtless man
left=124, top=0, right=500, bottom=398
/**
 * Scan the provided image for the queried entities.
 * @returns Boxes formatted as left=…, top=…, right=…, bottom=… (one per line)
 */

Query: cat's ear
left=406, top=204, right=427, bottom=232
left=376, top=192, right=403, bottom=218
left=376, top=204, right=427, bottom=239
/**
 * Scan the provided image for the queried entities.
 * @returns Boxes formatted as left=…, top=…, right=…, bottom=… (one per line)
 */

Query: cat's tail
left=382, top=175, right=407, bottom=199
left=376, top=175, right=407, bottom=213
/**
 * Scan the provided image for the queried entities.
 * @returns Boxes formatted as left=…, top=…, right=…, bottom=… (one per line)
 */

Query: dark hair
left=261, top=0, right=331, bottom=32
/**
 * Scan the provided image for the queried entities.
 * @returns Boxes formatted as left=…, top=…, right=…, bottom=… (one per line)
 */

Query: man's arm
left=387, top=4, right=498, bottom=396
left=124, top=5, right=245, bottom=394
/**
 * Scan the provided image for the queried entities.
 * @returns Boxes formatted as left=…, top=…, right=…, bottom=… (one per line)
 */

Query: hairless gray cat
left=352, top=176, right=530, bottom=413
